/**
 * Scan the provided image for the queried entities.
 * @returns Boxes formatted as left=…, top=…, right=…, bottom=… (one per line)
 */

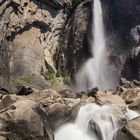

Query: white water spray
left=75, top=0, right=119, bottom=91
left=55, top=104, right=139, bottom=140
left=55, top=104, right=119, bottom=140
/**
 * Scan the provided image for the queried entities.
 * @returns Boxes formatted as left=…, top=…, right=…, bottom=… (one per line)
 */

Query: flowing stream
left=55, top=103, right=139, bottom=140
left=75, top=0, right=119, bottom=91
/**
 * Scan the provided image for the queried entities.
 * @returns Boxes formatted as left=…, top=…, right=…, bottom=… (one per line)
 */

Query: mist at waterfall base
left=75, top=0, right=120, bottom=91
left=55, top=104, right=140, bottom=140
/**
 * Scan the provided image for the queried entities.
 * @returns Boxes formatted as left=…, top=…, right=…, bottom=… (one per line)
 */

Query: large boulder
left=0, top=88, right=81, bottom=138
left=26, top=89, right=81, bottom=129
left=10, top=27, right=47, bottom=89
left=0, top=95, right=54, bottom=140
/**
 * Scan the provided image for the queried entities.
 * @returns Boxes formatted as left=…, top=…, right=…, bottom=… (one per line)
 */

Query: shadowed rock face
left=122, top=47, right=140, bottom=81
left=101, top=0, right=140, bottom=61
left=40, top=0, right=73, bottom=8
left=102, top=0, right=140, bottom=82
left=116, top=116, right=140, bottom=140
left=0, top=0, right=12, bottom=90
left=121, top=26, right=140, bottom=81
left=54, top=1, right=92, bottom=79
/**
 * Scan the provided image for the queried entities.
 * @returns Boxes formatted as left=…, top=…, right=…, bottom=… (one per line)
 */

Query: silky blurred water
left=75, top=0, right=119, bottom=91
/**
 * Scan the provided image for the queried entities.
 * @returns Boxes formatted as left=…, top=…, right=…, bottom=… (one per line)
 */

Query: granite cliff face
left=0, top=0, right=91, bottom=89
left=0, top=0, right=140, bottom=89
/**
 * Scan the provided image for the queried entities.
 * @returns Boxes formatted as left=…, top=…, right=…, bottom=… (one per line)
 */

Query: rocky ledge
left=0, top=80, right=139, bottom=140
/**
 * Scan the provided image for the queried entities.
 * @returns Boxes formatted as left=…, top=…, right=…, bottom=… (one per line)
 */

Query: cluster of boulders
left=0, top=78, right=139, bottom=139
left=0, top=0, right=140, bottom=139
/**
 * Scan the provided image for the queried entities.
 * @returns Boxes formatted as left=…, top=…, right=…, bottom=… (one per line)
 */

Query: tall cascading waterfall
left=75, top=0, right=119, bottom=91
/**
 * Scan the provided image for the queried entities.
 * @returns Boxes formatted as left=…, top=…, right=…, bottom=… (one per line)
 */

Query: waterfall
left=55, top=104, right=119, bottom=140
left=75, top=0, right=119, bottom=91
left=54, top=1, right=139, bottom=140
left=55, top=104, right=140, bottom=140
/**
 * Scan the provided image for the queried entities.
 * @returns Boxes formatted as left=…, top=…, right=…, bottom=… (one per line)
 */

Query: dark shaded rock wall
left=54, top=0, right=92, bottom=79
left=0, top=0, right=13, bottom=89
left=102, top=0, right=140, bottom=81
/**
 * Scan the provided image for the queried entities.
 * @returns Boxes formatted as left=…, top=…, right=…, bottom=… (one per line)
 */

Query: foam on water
left=55, top=104, right=118, bottom=140
left=55, top=104, right=139, bottom=140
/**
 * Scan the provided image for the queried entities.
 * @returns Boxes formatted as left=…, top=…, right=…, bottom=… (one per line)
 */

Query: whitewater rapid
left=55, top=103, right=139, bottom=140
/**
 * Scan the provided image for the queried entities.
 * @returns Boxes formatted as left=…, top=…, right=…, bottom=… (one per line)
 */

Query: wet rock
left=76, top=91, right=85, bottom=98
left=120, top=78, right=135, bottom=88
left=87, top=87, right=98, bottom=97
left=116, top=116, right=140, bottom=140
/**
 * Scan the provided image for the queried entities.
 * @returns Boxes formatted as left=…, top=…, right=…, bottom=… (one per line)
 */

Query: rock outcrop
left=121, top=25, right=140, bottom=82
left=0, top=0, right=91, bottom=89
left=116, top=116, right=140, bottom=140
left=0, top=0, right=12, bottom=90
left=0, top=95, right=54, bottom=140
left=54, top=0, right=92, bottom=79
left=0, top=84, right=138, bottom=139
left=122, top=47, right=140, bottom=81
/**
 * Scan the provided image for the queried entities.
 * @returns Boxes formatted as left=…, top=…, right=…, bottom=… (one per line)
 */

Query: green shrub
left=42, top=68, right=71, bottom=86
left=11, top=76, right=32, bottom=87
left=63, top=76, right=71, bottom=85
left=43, top=68, right=56, bottom=81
